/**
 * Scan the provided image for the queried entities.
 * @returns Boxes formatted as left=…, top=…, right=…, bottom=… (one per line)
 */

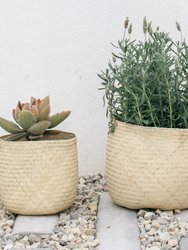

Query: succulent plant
left=0, top=96, right=70, bottom=141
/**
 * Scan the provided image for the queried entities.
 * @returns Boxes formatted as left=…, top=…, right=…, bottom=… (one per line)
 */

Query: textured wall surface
left=0, top=0, right=187, bottom=175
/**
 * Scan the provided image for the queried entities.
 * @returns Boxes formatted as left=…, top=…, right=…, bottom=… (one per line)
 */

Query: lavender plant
left=99, top=17, right=188, bottom=132
left=0, top=96, right=70, bottom=140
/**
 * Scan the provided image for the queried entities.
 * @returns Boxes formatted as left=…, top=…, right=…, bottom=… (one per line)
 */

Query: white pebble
left=145, top=224, right=151, bottom=231
left=160, top=232, right=170, bottom=242
left=146, top=247, right=160, bottom=250
left=4, top=244, right=13, bottom=250
left=168, top=238, right=178, bottom=247
left=144, top=212, right=155, bottom=220
left=137, top=210, right=146, bottom=217
left=152, top=221, right=160, bottom=229
left=90, top=239, right=100, bottom=247
left=174, top=209, right=181, bottom=214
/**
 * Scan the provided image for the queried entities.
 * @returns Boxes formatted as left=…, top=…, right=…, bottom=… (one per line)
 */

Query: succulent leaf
left=30, top=96, right=36, bottom=106
left=3, top=132, right=27, bottom=141
left=0, top=117, right=23, bottom=133
left=48, top=111, right=71, bottom=128
left=38, top=96, right=50, bottom=112
left=15, top=106, right=21, bottom=121
left=30, top=105, right=39, bottom=121
left=38, top=105, right=50, bottom=121
left=17, top=110, right=36, bottom=130
left=12, top=109, right=17, bottom=122
left=27, top=120, right=51, bottom=135
left=17, top=101, right=22, bottom=110
left=44, top=130, right=62, bottom=135
left=23, top=103, right=30, bottom=110
left=28, top=134, right=44, bottom=140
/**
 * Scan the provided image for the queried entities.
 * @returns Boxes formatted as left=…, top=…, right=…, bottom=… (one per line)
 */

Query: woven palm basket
left=0, top=131, right=78, bottom=215
left=106, top=120, right=188, bottom=210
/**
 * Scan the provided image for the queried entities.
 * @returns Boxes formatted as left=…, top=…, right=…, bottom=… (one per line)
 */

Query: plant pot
left=106, top=120, right=188, bottom=210
left=0, top=131, right=78, bottom=215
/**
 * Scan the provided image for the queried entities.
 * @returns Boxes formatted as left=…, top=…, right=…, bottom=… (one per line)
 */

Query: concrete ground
left=176, top=210, right=188, bottom=250
left=13, top=215, right=58, bottom=235
left=96, top=192, right=140, bottom=250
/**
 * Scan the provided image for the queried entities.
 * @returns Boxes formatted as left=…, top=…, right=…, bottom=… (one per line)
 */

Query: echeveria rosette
left=0, top=96, right=71, bottom=141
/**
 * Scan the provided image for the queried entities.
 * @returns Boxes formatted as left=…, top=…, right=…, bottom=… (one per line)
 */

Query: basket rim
left=116, top=119, right=188, bottom=132
left=0, top=130, right=77, bottom=143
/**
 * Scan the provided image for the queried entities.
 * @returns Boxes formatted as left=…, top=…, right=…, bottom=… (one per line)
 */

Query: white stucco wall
left=0, top=0, right=187, bottom=175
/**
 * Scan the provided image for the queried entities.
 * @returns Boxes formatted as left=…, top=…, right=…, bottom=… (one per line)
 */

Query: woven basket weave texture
left=106, top=121, right=188, bottom=210
left=0, top=133, right=78, bottom=215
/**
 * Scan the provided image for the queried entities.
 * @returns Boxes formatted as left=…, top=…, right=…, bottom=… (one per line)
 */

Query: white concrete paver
left=176, top=210, right=188, bottom=222
left=176, top=210, right=188, bottom=250
left=12, top=215, right=58, bottom=234
left=180, top=237, right=188, bottom=250
left=96, top=192, right=140, bottom=250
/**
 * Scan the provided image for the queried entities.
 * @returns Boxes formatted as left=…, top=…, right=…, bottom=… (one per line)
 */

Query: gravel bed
left=0, top=174, right=106, bottom=250
left=137, top=208, right=188, bottom=250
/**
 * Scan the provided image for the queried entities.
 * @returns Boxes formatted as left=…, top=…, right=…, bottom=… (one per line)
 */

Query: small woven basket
left=0, top=131, right=78, bottom=215
left=106, top=120, right=188, bottom=210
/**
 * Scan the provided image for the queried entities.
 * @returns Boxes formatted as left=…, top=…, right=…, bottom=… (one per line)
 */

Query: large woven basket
left=0, top=131, right=78, bottom=215
left=106, top=120, right=188, bottom=210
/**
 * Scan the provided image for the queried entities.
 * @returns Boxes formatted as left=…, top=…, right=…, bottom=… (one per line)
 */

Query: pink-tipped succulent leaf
left=38, top=96, right=50, bottom=112
left=38, top=105, right=51, bottom=121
